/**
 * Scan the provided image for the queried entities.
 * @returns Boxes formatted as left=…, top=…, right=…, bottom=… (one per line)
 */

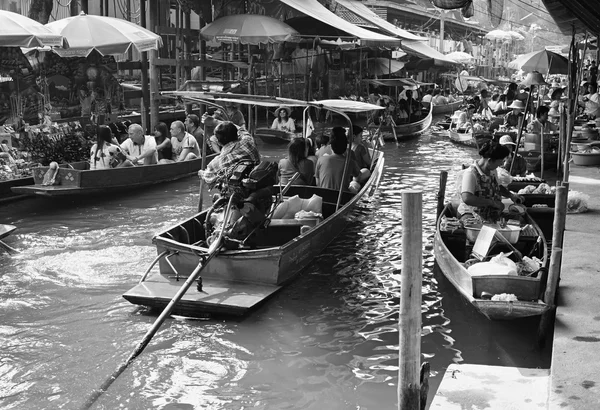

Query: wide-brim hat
left=507, top=100, right=525, bottom=110
left=551, top=88, right=566, bottom=100
left=274, top=106, right=292, bottom=117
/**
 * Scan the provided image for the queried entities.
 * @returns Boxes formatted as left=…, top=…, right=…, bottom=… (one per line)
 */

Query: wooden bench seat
left=268, top=218, right=321, bottom=227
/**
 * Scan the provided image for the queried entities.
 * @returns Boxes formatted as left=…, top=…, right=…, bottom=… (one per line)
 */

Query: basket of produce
left=571, top=145, right=600, bottom=166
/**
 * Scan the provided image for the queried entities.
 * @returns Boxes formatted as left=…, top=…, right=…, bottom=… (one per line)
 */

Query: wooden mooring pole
left=537, top=185, right=569, bottom=346
left=399, top=190, right=428, bottom=410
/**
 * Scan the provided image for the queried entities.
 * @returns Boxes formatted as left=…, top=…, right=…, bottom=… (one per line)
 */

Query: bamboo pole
left=510, top=89, right=533, bottom=174
left=537, top=185, right=568, bottom=346
left=139, top=0, right=150, bottom=133
left=398, top=190, right=423, bottom=410
left=148, top=1, right=160, bottom=128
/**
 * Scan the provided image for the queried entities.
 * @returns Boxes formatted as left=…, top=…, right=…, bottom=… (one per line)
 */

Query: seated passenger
left=201, top=102, right=246, bottom=153
left=278, top=138, right=315, bottom=186
left=527, top=106, right=558, bottom=134
left=396, top=99, right=409, bottom=122
left=499, top=135, right=527, bottom=177
left=421, top=89, right=433, bottom=103
left=432, top=89, right=448, bottom=105
left=90, top=125, right=123, bottom=170
left=315, top=126, right=361, bottom=192
left=154, top=122, right=173, bottom=161
left=198, top=121, right=260, bottom=188
left=351, top=125, right=371, bottom=170
left=120, top=123, right=158, bottom=166
left=315, top=133, right=332, bottom=158
left=185, top=114, right=205, bottom=149
left=306, top=137, right=318, bottom=166
left=168, top=120, right=200, bottom=162
left=405, top=90, right=422, bottom=119
left=271, top=106, right=296, bottom=133
left=503, top=100, right=525, bottom=128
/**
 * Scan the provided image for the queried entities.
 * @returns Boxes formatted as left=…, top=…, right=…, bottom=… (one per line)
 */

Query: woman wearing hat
left=503, top=100, right=525, bottom=128
left=499, top=135, right=527, bottom=177
left=271, top=106, right=296, bottom=133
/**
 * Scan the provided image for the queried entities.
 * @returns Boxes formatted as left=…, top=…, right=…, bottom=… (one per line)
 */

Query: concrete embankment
left=549, top=164, right=600, bottom=409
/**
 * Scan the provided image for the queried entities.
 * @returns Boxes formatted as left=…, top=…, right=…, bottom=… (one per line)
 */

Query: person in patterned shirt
left=198, top=121, right=260, bottom=188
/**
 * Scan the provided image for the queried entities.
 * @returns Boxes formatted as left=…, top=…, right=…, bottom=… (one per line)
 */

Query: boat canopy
left=441, top=73, right=512, bottom=85
left=362, top=78, right=433, bottom=89
left=401, top=40, right=457, bottom=67
left=332, top=0, right=426, bottom=42
left=162, top=91, right=385, bottom=113
left=279, top=0, right=401, bottom=47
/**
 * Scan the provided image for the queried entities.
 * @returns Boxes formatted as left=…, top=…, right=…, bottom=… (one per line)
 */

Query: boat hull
left=373, top=109, right=433, bottom=141
left=434, top=204, right=549, bottom=320
left=448, top=130, right=492, bottom=149
left=11, top=155, right=216, bottom=197
left=255, top=128, right=294, bottom=145
left=423, top=100, right=462, bottom=115
left=123, top=152, right=386, bottom=316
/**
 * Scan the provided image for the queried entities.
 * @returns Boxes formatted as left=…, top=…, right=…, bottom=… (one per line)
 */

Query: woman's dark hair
left=478, top=140, right=510, bottom=161
left=499, top=95, right=507, bottom=102
left=154, top=122, right=168, bottom=142
left=315, top=133, right=329, bottom=148
left=306, top=137, right=316, bottom=157
left=330, top=126, right=348, bottom=155
left=433, top=88, right=441, bottom=96
left=214, top=121, right=238, bottom=146
left=481, top=89, right=489, bottom=98
left=536, top=105, right=550, bottom=118
left=287, top=138, right=307, bottom=168
left=94, top=125, right=113, bottom=164
left=352, top=125, right=363, bottom=136
left=508, top=82, right=518, bottom=91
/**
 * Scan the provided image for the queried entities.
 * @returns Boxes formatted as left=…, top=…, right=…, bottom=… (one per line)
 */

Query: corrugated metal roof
left=541, top=0, right=600, bottom=35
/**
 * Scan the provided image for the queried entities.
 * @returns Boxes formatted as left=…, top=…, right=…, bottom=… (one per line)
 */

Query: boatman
left=198, top=121, right=260, bottom=189
left=120, top=123, right=158, bottom=166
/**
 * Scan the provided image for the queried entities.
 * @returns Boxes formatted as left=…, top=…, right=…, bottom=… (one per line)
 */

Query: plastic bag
left=496, top=166, right=513, bottom=187
left=272, top=194, right=323, bottom=219
left=491, top=293, right=518, bottom=302
left=490, top=252, right=518, bottom=276
left=567, top=191, right=590, bottom=213
left=467, top=252, right=518, bottom=277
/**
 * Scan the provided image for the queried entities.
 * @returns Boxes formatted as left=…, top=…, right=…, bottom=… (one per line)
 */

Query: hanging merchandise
left=461, top=1, right=474, bottom=18
left=487, top=0, right=505, bottom=28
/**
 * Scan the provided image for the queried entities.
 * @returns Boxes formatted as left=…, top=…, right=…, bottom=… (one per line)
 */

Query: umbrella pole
left=510, top=88, right=533, bottom=174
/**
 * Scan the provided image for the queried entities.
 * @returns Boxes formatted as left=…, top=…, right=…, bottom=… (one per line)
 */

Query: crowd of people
left=88, top=103, right=374, bottom=197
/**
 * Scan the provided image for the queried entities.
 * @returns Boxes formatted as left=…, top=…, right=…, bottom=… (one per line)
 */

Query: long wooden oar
left=81, top=197, right=234, bottom=410
left=0, top=240, right=17, bottom=254
left=197, top=123, right=209, bottom=212
left=390, top=117, right=400, bottom=147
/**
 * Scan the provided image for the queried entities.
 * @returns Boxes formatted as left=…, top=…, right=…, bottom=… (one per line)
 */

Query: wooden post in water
left=436, top=171, right=448, bottom=220
left=399, top=190, right=424, bottom=410
left=148, top=1, right=160, bottom=128
left=537, top=185, right=568, bottom=346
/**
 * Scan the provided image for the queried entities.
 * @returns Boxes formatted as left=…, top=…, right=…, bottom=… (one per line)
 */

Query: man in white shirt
left=120, top=123, right=158, bottom=166
left=421, top=89, right=433, bottom=103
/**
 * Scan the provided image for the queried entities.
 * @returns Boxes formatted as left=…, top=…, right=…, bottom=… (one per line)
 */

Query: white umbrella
left=445, top=51, right=475, bottom=64
left=508, top=31, right=525, bottom=41
left=485, top=29, right=512, bottom=42
left=0, top=10, right=64, bottom=47
left=45, top=12, right=162, bottom=57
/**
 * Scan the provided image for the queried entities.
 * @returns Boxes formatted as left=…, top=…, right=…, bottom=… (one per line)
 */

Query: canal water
left=0, top=129, right=551, bottom=409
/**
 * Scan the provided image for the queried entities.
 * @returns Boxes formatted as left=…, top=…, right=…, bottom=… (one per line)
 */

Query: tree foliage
left=28, top=0, right=54, bottom=24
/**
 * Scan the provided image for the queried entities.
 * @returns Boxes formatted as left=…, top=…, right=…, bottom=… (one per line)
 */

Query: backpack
left=242, top=161, right=278, bottom=191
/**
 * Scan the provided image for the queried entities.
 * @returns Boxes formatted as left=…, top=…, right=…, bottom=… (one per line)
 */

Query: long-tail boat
left=123, top=93, right=386, bottom=317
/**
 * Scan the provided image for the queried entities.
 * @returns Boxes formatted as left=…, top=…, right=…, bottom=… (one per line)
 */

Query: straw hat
left=274, top=106, right=291, bottom=117
left=507, top=100, right=526, bottom=110
left=499, top=135, right=516, bottom=146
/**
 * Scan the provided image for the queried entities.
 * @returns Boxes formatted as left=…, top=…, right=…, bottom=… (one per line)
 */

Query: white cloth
left=120, top=135, right=158, bottom=164
left=422, top=94, right=433, bottom=103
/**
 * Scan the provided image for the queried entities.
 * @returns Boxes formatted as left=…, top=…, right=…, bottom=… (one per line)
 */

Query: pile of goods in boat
left=511, top=175, right=543, bottom=184
left=517, top=182, right=556, bottom=195
left=467, top=251, right=542, bottom=277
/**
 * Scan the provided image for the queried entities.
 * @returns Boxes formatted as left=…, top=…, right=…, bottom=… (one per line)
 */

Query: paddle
left=80, top=196, right=234, bottom=410
left=0, top=240, right=17, bottom=254
left=390, top=117, right=400, bottom=147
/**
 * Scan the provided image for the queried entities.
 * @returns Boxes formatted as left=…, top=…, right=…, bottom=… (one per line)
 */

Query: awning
left=401, top=40, right=458, bottom=67
left=333, top=0, right=426, bottom=41
left=279, top=0, right=401, bottom=47
left=362, top=78, right=433, bottom=88
left=541, top=0, right=600, bottom=35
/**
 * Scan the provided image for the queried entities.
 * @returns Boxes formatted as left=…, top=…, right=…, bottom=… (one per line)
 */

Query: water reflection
left=0, top=133, right=550, bottom=409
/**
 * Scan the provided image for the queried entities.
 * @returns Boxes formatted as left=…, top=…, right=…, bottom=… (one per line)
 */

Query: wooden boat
left=434, top=203, right=549, bottom=320
left=422, top=100, right=462, bottom=116
left=448, top=129, right=492, bottom=148
left=255, top=128, right=295, bottom=145
left=371, top=108, right=433, bottom=141
left=1, top=176, right=33, bottom=204
left=11, top=155, right=216, bottom=198
left=123, top=150, right=385, bottom=317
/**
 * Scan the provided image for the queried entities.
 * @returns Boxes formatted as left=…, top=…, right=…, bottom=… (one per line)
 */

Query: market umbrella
left=485, top=29, right=512, bottom=42
left=507, top=31, right=525, bottom=41
left=508, top=49, right=568, bottom=75
left=445, top=51, right=475, bottom=64
left=201, top=14, right=299, bottom=45
left=45, top=12, right=162, bottom=57
left=0, top=10, right=64, bottom=47
left=359, top=57, right=406, bottom=76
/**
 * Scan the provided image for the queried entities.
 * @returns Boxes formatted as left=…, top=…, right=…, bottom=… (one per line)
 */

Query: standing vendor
left=458, top=140, right=524, bottom=222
